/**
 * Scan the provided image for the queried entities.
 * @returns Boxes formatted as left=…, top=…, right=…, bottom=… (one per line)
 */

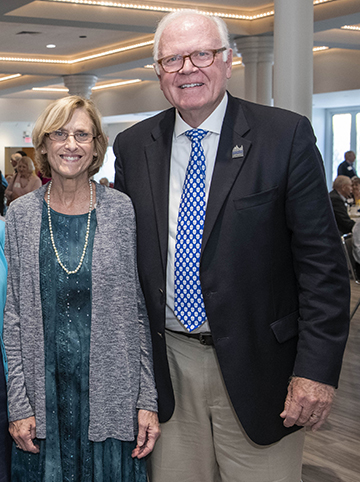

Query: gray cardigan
left=4, top=182, right=157, bottom=442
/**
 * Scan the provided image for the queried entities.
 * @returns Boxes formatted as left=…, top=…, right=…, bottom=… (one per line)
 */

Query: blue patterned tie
left=174, top=129, right=208, bottom=332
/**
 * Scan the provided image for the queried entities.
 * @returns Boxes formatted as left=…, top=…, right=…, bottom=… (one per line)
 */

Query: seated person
left=351, top=176, right=360, bottom=206
left=329, top=176, right=355, bottom=234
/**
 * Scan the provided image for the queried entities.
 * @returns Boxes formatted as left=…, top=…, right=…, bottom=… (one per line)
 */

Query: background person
left=330, top=175, right=355, bottom=235
left=0, top=219, right=11, bottom=482
left=114, top=9, right=350, bottom=482
left=4, top=95, right=159, bottom=481
left=99, top=177, right=109, bottom=187
left=5, top=156, right=41, bottom=204
left=9, top=153, right=22, bottom=176
left=337, top=150, right=357, bottom=178
left=351, top=176, right=360, bottom=206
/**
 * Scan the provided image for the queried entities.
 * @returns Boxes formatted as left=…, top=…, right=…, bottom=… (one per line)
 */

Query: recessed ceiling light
left=46, top=44, right=56, bottom=49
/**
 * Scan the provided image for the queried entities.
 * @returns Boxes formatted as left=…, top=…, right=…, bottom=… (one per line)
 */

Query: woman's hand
left=9, top=416, right=40, bottom=453
left=132, top=410, right=161, bottom=459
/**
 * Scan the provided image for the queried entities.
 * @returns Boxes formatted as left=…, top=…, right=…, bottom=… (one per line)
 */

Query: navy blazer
left=114, top=93, right=350, bottom=445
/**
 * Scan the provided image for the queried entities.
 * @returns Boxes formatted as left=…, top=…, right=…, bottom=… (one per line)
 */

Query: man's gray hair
left=333, top=175, right=351, bottom=191
left=153, top=9, right=230, bottom=73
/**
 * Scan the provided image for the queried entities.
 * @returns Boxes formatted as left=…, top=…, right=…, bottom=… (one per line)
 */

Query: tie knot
left=185, top=129, right=208, bottom=143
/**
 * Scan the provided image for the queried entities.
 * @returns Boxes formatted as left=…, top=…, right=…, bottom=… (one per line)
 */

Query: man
left=337, top=150, right=357, bottom=178
left=114, top=10, right=350, bottom=482
left=330, top=175, right=355, bottom=235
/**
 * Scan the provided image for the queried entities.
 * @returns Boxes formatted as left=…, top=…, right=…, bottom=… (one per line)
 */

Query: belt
left=172, top=330, right=214, bottom=346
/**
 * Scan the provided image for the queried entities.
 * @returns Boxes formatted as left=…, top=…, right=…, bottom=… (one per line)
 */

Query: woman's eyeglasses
left=46, top=131, right=96, bottom=144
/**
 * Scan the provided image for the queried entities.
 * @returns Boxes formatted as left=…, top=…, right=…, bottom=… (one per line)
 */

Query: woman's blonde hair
left=32, top=95, right=108, bottom=178
left=18, top=156, right=35, bottom=174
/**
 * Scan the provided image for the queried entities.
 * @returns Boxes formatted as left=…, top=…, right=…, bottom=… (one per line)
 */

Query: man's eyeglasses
left=157, top=47, right=227, bottom=73
left=46, top=131, right=96, bottom=144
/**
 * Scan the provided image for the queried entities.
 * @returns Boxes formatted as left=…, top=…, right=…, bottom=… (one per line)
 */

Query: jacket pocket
left=234, top=186, right=278, bottom=211
left=270, top=311, right=299, bottom=343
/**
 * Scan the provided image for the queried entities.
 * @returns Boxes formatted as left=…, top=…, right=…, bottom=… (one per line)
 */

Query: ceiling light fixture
left=32, top=87, right=69, bottom=92
left=0, top=73, right=22, bottom=82
left=341, top=25, right=360, bottom=32
left=0, top=39, right=153, bottom=65
left=48, top=0, right=272, bottom=20
left=47, top=0, right=337, bottom=20
left=32, top=78, right=142, bottom=92
left=92, top=78, right=142, bottom=90
left=46, top=44, right=56, bottom=48
left=313, top=46, right=329, bottom=52
left=313, top=0, right=336, bottom=4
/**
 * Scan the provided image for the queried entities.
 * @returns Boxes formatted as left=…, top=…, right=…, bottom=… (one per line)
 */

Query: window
left=330, top=109, right=359, bottom=181
left=332, top=113, right=351, bottom=180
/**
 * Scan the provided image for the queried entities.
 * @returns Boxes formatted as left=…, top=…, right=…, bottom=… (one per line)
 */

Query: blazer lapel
left=145, top=109, right=175, bottom=272
left=202, top=96, right=252, bottom=254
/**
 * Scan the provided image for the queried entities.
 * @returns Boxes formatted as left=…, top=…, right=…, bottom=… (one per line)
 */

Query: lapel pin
left=232, top=145, right=244, bottom=158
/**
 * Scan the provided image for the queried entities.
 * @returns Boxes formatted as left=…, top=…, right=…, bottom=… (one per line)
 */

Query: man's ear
left=225, top=48, right=233, bottom=80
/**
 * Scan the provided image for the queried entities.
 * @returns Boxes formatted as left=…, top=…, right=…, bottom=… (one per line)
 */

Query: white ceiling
left=0, top=0, right=360, bottom=103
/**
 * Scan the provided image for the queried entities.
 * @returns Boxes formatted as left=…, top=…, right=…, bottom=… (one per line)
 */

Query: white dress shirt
left=166, top=93, right=228, bottom=332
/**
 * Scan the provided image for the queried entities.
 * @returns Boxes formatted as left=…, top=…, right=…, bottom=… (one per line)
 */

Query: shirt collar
left=336, top=190, right=347, bottom=202
left=174, top=92, right=228, bottom=138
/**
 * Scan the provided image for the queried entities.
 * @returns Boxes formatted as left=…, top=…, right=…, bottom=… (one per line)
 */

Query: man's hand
left=9, top=416, right=39, bottom=453
left=280, top=377, right=335, bottom=432
left=132, top=410, right=161, bottom=459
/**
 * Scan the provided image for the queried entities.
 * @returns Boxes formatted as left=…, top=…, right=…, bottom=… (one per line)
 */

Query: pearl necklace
left=47, top=179, right=93, bottom=275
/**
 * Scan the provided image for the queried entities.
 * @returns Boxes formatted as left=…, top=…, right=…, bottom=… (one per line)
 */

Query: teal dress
left=11, top=202, right=146, bottom=482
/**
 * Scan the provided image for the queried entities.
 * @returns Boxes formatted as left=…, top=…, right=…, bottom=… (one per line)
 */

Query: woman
left=4, top=95, right=160, bottom=481
left=351, top=176, right=360, bottom=206
left=5, top=156, right=41, bottom=204
left=0, top=218, right=11, bottom=482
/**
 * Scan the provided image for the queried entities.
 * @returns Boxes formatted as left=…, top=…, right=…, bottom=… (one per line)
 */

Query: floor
left=301, top=281, right=360, bottom=481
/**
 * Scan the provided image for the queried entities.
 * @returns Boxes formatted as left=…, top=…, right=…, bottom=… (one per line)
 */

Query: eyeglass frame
left=157, top=47, right=227, bottom=73
left=45, top=131, right=96, bottom=144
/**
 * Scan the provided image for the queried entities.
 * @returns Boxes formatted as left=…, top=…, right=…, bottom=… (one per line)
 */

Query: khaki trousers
left=147, top=330, right=305, bottom=482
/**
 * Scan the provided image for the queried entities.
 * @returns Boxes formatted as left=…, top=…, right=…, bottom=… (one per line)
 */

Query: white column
left=235, top=36, right=273, bottom=106
left=273, top=0, right=313, bottom=119
left=256, top=39, right=274, bottom=106
left=235, top=37, right=258, bottom=102
left=63, top=74, right=98, bottom=98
